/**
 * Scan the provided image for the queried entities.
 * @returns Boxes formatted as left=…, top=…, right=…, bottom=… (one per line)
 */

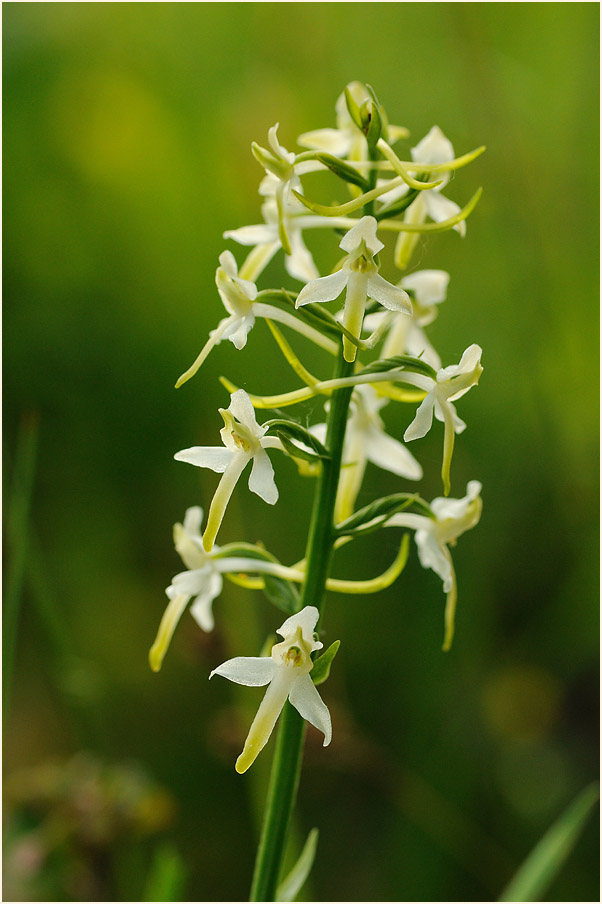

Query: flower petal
left=401, top=269, right=450, bottom=306
left=224, top=224, right=278, bottom=246
left=218, top=250, right=238, bottom=278
left=367, top=273, right=412, bottom=314
left=289, top=672, right=332, bottom=746
left=285, top=229, right=320, bottom=283
left=189, top=570, right=223, bottom=633
left=430, top=481, right=483, bottom=526
left=297, top=127, right=351, bottom=156
left=248, top=448, right=278, bottom=504
left=411, top=126, right=454, bottom=166
left=229, top=389, right=261, bottom=434
left=174, top=446, right=235, bottom=473
left=415, top=528, right=452, bottom=589
left=183, top=506, right=203, bottom=536
left=425, top=192, right=466, bottom=237
left=277, top=606, right=321, bottom=650
left=235, top=667, right=293, bottom=773
left=148, top=593, right=190, bottom=673
left=339, top=216, right=383, bottom=255
left=295, top=269, right=348, bottom=307
left=364, top=426, right=423, bottom=480
left=210, top=655, right=277, bottom=686
left=404, top=393, right=435, bottom=441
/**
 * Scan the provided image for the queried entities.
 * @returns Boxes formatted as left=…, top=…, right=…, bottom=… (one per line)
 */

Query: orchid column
left=150, top=81, right=484, bottom=903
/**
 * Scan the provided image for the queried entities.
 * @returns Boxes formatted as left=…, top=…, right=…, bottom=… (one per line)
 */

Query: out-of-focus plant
left=3, top=753, right=180, bottom=902
left=150, top=81, right=485, bottom=900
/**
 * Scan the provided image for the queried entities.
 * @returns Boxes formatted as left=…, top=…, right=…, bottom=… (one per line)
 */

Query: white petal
left=189, top=570, right=223, bottom=632
left=229, top=389, right=261, bottom=434
left=405, top=325, right=442, bottom=371
left=249, top=448, right=278, bottom=504
left=224, top=224, right=278, bottom=246
left=415, top=528, right=452, bottom=588
left=235, top=667, right=293, bottom=773
left=401, top=270, right=450, bottom=306
left=367, top=273, right=412, bottom=313
left=425, top=192, right=466, bottom=237
left=386, top=512, right=432, bottom=532
left=295, top=269, right=348, bottom=307
left=285, top=230, right=320, bottom=283
left=168, top=566, right=212, bottom=598
left=309, top=422, right=327, bottom=444
left=411, top=126, right=454, bottom=165
left=289, top=672, right=332, bottom=746
left=210, top=655, right=277, bottom=686
left=404, top=394, right=435, bottom=442
left=174, top=446, right=234, bottom=473
left=183, top=506, right=203, bottom=537
left=277, top=606, right=321, bottom=650
left=364, top=427, right=423, bottom=480
left=434, top=399, right=466, bottom=434
left=339, top=215, right=383, bottom=255
left=224, top=313, right=255, bottom=350
left=218, top=250, right=238, bottom=278
left=297, top=127, right=351, bottom=156
left=430, top=481, right=482, bottom=523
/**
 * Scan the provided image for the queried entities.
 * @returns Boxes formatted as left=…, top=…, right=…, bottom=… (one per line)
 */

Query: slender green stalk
left=249, top=350, right=354, bottom=902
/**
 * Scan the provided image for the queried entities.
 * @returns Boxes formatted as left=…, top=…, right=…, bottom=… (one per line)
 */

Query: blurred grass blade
left=499, top=783, right=599, bottom=902
left=144, top=842, right=186, bottom=902
left=276, top=827, right=319, bottom=902
left=3, top=411, right=39, bottom=713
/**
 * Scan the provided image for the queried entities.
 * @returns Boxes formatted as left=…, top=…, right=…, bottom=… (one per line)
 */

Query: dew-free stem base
left=249, top=350, right=354, bottom=902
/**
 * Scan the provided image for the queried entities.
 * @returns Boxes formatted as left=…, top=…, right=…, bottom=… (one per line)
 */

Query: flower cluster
left=151, top=82, right=484, bottom=778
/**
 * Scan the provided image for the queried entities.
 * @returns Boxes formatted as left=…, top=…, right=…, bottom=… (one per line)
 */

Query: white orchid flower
left=387, top=481, right=482, bottom=650
left=224, top=191, right=319, bottom=284
left=249, top=124, right=325, bottom=264
left=210, top=606, right=331, bottom=773
left=313, top=385, right=422, bottom=522
left=403, top=344, right=483, bottom=494
left=175, top=390, right=282, bottom=551
left=176, top=250, right=335, bottom=387
left=375, top=126, right=466, bottom=269
left=298, top=81, right=408, bottom=160
left=295, top=216, right=412, bottom=363
left=148, top=507, right=252, bottom=670
left=364, top=269, right=450, bottom=369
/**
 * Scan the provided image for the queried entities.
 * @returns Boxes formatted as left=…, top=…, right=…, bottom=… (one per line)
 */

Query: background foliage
left=3, top=3, right=599, bottom=901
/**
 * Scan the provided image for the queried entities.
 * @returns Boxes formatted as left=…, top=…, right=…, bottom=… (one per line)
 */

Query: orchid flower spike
left=403, top=344, right=483, bottom=494
left=210, top=606, right=331, bottom=773
left=312, top=385, right=422, bottom=523
left=296, top=216, right=412, bottom=363
left=387, top=481, right=482, bottom=650
left=174, top=390, right=283, bottom=551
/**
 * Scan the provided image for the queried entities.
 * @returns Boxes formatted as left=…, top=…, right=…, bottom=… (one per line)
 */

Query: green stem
left=249, top=348, right=354, bottom=902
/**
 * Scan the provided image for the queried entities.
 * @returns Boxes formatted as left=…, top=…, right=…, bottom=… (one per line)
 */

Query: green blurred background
left=3, top=3, right=599, bottom=901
